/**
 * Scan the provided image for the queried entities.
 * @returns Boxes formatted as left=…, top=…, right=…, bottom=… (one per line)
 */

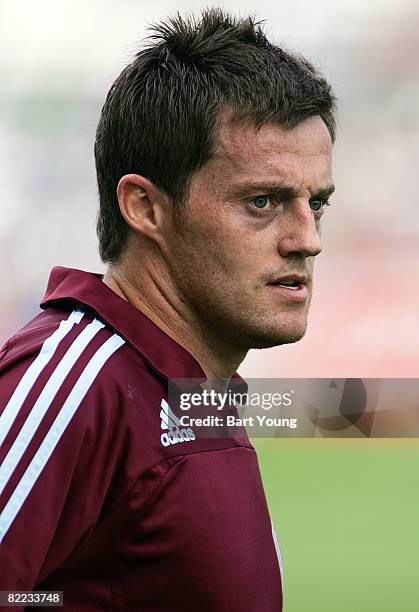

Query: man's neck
left=102, top=264, right=246, bottom=383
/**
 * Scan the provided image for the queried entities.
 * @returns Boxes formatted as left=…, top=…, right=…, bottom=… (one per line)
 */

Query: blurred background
left=1, top=0, right=418, bottom=375
left=1, top=1, right=418, bottom=610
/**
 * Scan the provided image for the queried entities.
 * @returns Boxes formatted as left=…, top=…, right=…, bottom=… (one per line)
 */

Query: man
left=0, top=9, right=336, bottom=611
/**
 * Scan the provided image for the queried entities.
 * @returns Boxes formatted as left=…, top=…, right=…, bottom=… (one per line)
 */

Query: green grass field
left=253, top=439, right=419, bottom=612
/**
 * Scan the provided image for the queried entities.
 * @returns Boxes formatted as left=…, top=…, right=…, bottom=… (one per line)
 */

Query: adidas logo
left=160, top=399, right=196, bottom=447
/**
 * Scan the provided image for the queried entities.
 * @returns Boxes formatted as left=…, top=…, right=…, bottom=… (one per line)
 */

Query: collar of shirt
left=40, top=266, right=248, bottom=394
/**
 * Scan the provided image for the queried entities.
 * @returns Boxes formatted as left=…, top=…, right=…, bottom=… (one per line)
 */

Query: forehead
left=206, top=112, right=333, bottom=191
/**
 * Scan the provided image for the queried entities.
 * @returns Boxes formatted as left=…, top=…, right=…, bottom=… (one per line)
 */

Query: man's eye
left=309, top=198, right=330, bottom=214
left=249, top=196, right=272, bottom=210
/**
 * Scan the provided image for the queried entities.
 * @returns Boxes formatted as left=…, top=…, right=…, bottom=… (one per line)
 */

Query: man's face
left=163, top=112, right=334, bottom=350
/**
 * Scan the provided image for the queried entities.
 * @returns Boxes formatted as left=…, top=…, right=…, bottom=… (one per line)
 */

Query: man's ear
left=116, top=174, right=169, bottom=243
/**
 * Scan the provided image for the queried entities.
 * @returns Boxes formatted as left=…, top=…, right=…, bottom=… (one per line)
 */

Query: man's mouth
left=267, top=274, right=307, bottom=288
left=270, top=280, right=301, bottom=290
left=266, top=275, right=309, bottom=301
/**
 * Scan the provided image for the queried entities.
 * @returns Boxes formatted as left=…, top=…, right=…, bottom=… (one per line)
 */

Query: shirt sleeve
left=0, top=310, right=126, bottom=591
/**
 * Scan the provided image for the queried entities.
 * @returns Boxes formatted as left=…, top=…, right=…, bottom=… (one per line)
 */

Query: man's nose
left=277, top=205, right=322, bottom=258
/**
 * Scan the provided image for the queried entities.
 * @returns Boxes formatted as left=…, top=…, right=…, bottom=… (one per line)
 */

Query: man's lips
left=267, top=274, right=307, bottom=287
left=266, top=274, right=309, bottom=302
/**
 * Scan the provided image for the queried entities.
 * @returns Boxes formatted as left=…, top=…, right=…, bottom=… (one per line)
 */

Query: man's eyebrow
left=312, top=184, right=335, bottom=199
left=229, top=182, right=335, bottom=199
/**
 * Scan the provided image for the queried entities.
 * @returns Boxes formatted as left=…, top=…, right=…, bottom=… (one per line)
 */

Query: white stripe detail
left=160, top=399, right=181, bottom=430
left=0, top=309, right=84, bottom=449
left=271, top=518, right=284, bottom=578
left=0, top=333, right=125, bottom=543
left=0, top=318, right=105, bottom=496
left=168, top=413, right=181, bottom=427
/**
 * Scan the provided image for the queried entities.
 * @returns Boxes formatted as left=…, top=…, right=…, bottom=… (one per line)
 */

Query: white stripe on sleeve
left=0, top=309, right=84, bottom=449
left=0, top=318, right=105, bottom=496
left=0, top=333, right=125, bottom=543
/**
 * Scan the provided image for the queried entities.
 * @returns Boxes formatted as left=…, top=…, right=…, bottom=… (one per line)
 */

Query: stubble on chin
left=247, top=323, right=308, bottom=350
left=216, top=304, right=309, bottom=351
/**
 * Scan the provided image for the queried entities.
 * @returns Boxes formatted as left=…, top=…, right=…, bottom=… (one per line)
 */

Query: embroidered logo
left=160, top=399, right=196, bottom=447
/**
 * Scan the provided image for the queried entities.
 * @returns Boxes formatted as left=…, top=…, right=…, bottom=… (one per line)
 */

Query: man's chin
left=246, top=323, right=308, bottom=350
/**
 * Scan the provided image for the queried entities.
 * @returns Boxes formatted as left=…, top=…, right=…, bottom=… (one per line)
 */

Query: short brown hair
left=95, top=8, right=337, bottom=262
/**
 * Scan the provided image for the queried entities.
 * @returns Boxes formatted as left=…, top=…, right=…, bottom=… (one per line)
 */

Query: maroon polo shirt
left=0, top=267, right=283, bottom=611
